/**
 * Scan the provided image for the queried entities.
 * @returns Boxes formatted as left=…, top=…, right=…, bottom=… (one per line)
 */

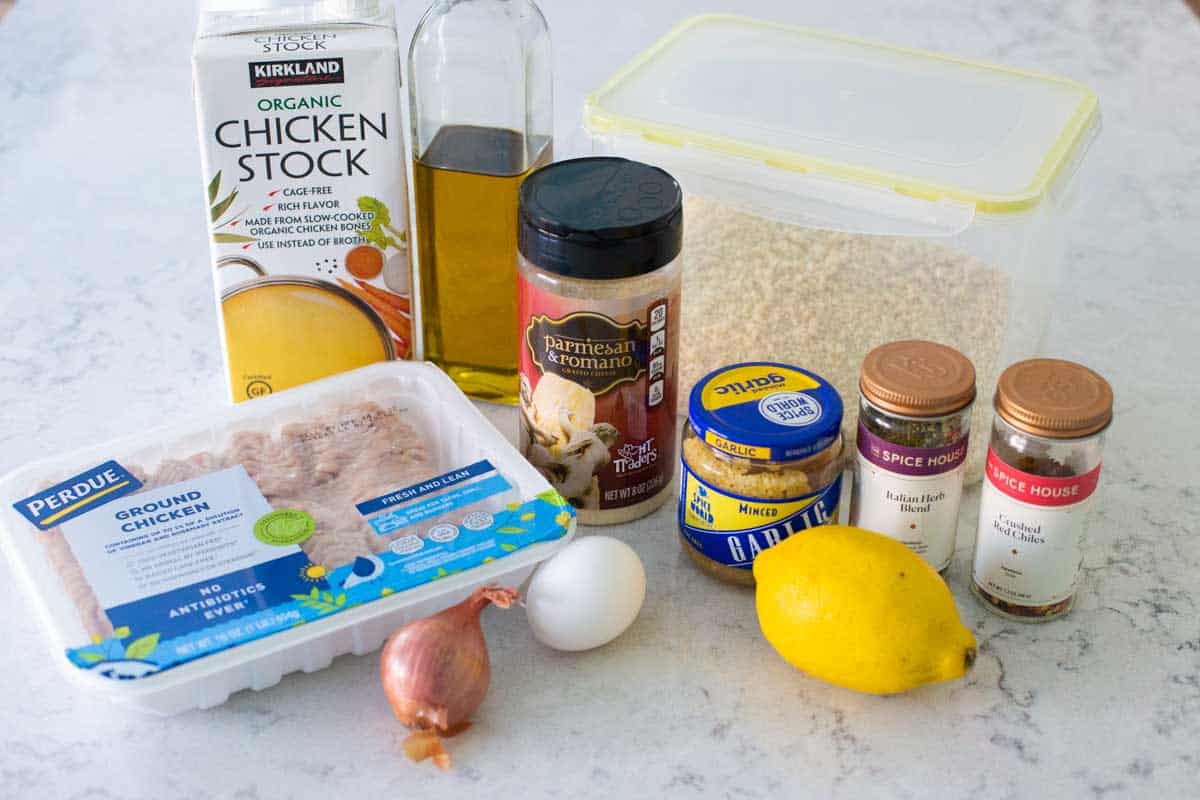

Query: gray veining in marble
left=0, top=0, right=1197, bottom=798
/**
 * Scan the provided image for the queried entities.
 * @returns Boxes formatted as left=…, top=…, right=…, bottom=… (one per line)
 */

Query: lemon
left=754, top=525, right=977, bottom=695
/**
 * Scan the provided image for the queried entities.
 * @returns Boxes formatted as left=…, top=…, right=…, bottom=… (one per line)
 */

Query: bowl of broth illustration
left=218, top=256, right=396, bottom=402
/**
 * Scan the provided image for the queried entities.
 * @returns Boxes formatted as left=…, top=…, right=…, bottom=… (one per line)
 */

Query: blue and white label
left=105, top=551, right=315, bottom=642
left=757, top=391, right=823, bottom=428
left=355, top=460, right=497, bottom=515
left=59, top=466, right=309, bottom=623
left=51, top=453, right=574, bottom=680
left=679, top=459, right=842, bottom=570
left=12, top=460, right=143, bottom=530
left=66, top=487, right=575, bottom=678
left=358, top=460, right=513, bottom=535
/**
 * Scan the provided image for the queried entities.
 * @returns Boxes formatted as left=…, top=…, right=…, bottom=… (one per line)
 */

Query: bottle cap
left=518, top=157, right=683, bottom=280
left=859, top=340, right=976, bottom=417
left=994, top=358, right=1113, bottom=438
left=687, top=362, right=843, bottom=462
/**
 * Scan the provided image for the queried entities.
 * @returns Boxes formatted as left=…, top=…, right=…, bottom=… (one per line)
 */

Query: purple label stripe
left=856, top=422, right=968, bottom=477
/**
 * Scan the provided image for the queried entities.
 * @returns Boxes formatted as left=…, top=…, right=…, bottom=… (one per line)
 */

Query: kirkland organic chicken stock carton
left=0, top=362, right=575, bottom=714
left=193, top=1, right=412, bottom=402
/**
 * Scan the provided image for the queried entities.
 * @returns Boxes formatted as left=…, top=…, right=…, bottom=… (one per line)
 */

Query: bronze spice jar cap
left=994, top=358, right=1113, bottom=439
left=859, top=340, right=977, bottom=417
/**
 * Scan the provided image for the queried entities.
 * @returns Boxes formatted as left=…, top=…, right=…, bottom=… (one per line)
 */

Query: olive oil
left=413, top=125, right=551, bottom=403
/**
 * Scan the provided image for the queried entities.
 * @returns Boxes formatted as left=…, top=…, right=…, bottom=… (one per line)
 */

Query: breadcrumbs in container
left=678, top=363, right=843, bottom=584
left=584, top=15, right=1102, bottom=483
left=678, top=199, right=1005, bottom=484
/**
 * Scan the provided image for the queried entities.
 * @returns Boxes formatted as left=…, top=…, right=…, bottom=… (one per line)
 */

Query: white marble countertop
left=1, top=0, right=1198, bottom=797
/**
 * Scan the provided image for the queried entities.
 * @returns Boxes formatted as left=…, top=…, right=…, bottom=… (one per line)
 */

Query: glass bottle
left=972, top=358, right=1113, bottom=621
left=849, top=340, right=976, bottom=572
left=677, top=363, right=845, bottom=585
left=408, top=0, right=553, bottom=403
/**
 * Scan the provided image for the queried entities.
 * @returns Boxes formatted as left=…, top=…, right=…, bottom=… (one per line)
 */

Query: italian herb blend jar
left=517, top=157, right=682, bottom=525
left=679, top=363, right=844, bottom=584
left=850, top=340, right=976, bottom=571
left=972, top=358, right=1113, bottom=621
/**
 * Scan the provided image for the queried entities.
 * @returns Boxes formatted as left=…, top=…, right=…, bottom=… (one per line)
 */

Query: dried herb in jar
left=860, top=411, right=967, bottom=449
left=850, top=341, right=976, bottom=572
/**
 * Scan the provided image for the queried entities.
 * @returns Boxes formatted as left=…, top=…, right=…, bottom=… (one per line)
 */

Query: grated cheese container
left=583, top=14, right=1101, bottom=480
left=0, top=361, right=575, bottom=715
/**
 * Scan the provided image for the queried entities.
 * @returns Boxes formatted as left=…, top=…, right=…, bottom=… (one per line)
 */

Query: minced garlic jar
left=678, top=363, right=844, bottom=584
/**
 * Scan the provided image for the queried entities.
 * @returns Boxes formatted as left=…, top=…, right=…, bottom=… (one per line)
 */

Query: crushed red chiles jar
left=971, top=358, right=1113, bottom=621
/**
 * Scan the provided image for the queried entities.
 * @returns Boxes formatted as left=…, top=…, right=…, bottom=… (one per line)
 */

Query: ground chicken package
left=0, top=363, right=574, bottom=714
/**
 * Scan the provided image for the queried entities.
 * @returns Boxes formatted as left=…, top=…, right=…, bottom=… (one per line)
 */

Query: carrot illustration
left=369, top=302, right=412, bottom=342
left=338, top=279, right=412, bottom=341
left=353, top=279, right=411, bottom=315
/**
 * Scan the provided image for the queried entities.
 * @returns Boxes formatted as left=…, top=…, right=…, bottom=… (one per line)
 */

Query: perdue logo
left=13, top=460, right=143, bottom=530
left=248, top=58, right=345, bottom=88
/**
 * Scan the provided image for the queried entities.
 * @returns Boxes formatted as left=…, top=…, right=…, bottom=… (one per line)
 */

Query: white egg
left=525, top=536, right=646, bottom=652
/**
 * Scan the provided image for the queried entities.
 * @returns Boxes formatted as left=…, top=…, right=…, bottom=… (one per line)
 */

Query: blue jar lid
left=687, top=362, right=844, bottom=462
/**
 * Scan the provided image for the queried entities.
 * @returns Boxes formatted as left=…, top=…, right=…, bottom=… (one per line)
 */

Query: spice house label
left=972, top=448, right=1102, bottom=607
left=852, top=424, right=969, bottom=568
left=983, top=449, right=1102, bottom=506
left=524, top=312, right=646, bottom=394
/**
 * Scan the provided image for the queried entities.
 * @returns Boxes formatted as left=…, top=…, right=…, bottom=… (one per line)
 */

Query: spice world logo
left=249, top=58, right=345, bottom=88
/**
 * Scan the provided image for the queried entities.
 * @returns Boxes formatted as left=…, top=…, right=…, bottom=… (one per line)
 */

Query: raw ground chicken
left=43, top=402, right=441, bottom=640
left=680, top=196, right=1008, bottom=483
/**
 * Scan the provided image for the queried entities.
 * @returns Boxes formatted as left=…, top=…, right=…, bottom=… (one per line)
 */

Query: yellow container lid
left=584, top=15, right=1100, bottom=214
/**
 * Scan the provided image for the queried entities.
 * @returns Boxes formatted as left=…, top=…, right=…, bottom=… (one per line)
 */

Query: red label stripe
left=985, top=448, right=1101, bottom=507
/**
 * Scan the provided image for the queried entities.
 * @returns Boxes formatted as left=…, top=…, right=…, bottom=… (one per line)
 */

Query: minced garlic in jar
left=677, top=363, right=844, bottom=585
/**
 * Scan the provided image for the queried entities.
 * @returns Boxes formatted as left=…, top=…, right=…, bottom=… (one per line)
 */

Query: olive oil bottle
left=408, top=0, right=553, bottom=403
left=413, top=126, right=551, bottom=401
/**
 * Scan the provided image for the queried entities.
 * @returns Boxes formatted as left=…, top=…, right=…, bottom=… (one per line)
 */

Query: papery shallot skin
left=380, top=587, right=517, bottom=733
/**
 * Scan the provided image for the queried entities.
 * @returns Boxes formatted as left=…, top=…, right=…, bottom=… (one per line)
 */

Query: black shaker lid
left=518, top=157, right=683, bottom=279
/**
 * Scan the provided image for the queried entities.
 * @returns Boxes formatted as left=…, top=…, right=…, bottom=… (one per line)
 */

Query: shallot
left=380, top=585, right=518, bottom=770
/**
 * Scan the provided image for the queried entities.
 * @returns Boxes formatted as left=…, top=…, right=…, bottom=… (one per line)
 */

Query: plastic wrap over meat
left=37, top=402, right=446, bottom=639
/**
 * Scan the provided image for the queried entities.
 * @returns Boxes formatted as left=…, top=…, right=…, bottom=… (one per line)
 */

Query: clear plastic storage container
left=0, top=362, right=575, bottom=715
left=583, top=15, right=1100, bottom=480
